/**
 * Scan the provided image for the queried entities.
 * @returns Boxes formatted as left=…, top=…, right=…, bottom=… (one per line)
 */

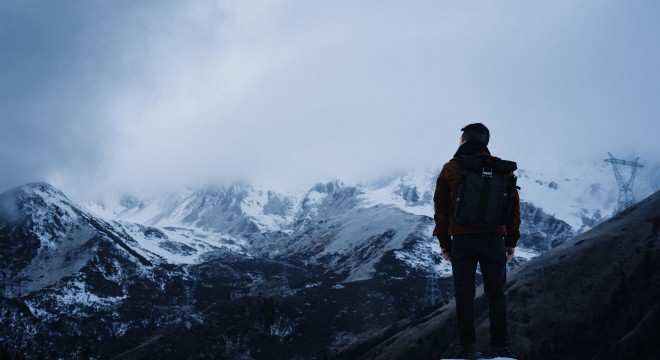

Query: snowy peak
left=86, top=181, right=360, bottom=235
left=360, top=170, right=436, bottom=217
left=0, top=182, right=85, bottom=249
left=0, top=183, right=242, bottom=301
left=2, top=182, right=75, bottom=216
left=88, top=184, right=274, bottom=233
left=0, top=183, right=107, bottom=297
left=516, top=166, right=615, bottom=232
left=15, top=181, right=68, bottom=199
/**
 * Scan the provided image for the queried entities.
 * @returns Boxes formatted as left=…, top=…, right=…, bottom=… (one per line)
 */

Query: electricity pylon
left=423, top=275, right=442, bottom=308
left=604, top=152, right=644, bottom=214
left=280, top=263, right=290, bottom=293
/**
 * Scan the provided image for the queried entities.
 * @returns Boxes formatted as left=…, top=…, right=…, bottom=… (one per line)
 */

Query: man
left=433, top=123, right=521, bottom=359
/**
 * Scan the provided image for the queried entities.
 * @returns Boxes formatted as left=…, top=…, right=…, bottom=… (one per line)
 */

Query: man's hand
left=441, top=248, right=451, bottom=261
left=506, top=247, right=515, bottom=261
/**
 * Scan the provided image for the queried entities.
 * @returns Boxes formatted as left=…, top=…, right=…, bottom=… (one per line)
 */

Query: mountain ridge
left=83, top=165, right=613, bottom=233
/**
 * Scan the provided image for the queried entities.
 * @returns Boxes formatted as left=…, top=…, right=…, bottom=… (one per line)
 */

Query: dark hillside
left=336, top=191, right=660, bottom=360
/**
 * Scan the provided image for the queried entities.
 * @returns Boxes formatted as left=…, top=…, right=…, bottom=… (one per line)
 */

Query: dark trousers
left=451, top=233, right=508, bottom=346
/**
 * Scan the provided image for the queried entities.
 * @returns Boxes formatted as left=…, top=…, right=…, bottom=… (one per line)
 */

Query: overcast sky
left=1, top=0, right=659, bottom=197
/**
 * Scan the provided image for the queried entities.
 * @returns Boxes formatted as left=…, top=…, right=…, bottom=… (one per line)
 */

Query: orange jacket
left=433, top=150, right=521, bottom=249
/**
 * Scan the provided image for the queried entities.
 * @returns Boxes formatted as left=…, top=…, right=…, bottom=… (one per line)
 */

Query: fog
left=2, top=1, right=659, bottom=197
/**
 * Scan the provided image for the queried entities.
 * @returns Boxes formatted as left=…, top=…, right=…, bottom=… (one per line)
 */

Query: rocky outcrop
left=519, top=201, right=575, bottom=252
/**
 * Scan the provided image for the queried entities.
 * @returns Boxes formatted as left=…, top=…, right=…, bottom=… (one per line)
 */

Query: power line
left=423, top=275, right=442, bottom=308
left=280, top=263, right=290, bottom=293
left=604, top=152, right=644, bottom=214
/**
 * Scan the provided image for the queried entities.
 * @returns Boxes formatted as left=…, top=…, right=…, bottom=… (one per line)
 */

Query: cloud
left=1, top=1, right=659, bottom=197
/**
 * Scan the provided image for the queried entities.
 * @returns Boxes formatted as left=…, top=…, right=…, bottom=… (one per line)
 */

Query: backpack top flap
left=453, top=155, right=517, bottom=173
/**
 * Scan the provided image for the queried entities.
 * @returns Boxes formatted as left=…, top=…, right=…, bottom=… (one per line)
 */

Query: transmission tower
left=604, top=152, right=644, bottom=214
left=0, top=270, right=7, bottom=297
left=280, top=263, right=290, bottom=293
left=181, top=275, right=196, bottom=328
left=422, top=275, right=442, bottom=308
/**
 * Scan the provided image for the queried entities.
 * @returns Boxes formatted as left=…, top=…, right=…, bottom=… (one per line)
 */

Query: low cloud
left=1, top=1, right=659, bottom=197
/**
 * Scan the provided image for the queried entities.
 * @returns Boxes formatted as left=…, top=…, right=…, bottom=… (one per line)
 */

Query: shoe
left=454, top=343, right=482, bottom=359
left=489, top=344, right=517, bottom=359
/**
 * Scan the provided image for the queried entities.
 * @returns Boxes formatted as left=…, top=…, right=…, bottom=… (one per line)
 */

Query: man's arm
left=505, top=178, right=521, bottom=251
left=433, top=164, right=452, bottom=254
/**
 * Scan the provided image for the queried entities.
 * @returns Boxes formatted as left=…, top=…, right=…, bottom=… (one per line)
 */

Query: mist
left=2, top=1, right=659, bottom=198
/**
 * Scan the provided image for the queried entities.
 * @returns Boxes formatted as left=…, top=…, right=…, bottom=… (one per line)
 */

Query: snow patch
left=119, top=223, right=248, bottom=264
left=55, top=279, right=126, bottom=308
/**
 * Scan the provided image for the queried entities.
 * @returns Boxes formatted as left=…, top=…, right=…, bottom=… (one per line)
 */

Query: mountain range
left=0, top=163, right=655, bottom=359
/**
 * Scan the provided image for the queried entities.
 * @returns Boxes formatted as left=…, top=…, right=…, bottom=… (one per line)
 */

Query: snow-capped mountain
left=85, top=179, right=447, bottom=281
left=2, top=181, right=444, bottom=358
left=0, top=183, right=190, bottom=358
left=1, top=158, right=653, bottom=359
left=82, top=162, right=614, bottom=272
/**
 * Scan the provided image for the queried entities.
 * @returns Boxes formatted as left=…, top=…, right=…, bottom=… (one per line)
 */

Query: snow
left=240, top=189, right=280, bottom=230
left=83, top=198, right=123, bottom=220
left=74, top=162, right=609, bottom=283
left=55, top=279, right=126, bottom=308
left=360, top=162, right=624, bottom=235
left=360, top=169, right=436, bottom=217
left=119, top=223, right=248, bottom=264
left=313, top=205, right=424, bottom=282
left=125, top=190, right=196, bottom=227
left=516, top=165, right=616, bottom=231
left=85, top=190, right=197, bottom=227
left=25, top=186, right=80, bottom=249
left=24, top=301, right=54, bottom=319
left=70, top=158, right=654, bottom=285
left=82, top=159, right=623, bottom=244
left=511, top=247, right=539, bottom=262
left=393, top=224, right=452, bottom=277
left=240, top=187, right=299, bottom=231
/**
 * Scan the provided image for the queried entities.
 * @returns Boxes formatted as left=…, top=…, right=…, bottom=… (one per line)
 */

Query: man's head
left=460, top=123, right=490, bottom=146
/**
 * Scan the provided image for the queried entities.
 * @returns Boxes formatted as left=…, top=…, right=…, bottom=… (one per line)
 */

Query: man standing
left=433, top=123, right=521, bottom=359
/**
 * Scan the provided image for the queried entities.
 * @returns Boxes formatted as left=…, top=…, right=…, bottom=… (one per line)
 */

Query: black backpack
left=452, top=155, right=518, bottom=228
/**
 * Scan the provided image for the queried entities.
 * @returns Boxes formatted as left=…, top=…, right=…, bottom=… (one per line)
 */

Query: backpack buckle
left=482, top=167, right=493, bottom=178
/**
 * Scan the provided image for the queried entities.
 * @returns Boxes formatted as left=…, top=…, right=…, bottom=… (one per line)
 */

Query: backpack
left=452, top=155, right=518, bottom=228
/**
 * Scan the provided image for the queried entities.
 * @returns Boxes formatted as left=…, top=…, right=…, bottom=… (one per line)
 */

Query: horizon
left=4, top=157, right=658, bottom=223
